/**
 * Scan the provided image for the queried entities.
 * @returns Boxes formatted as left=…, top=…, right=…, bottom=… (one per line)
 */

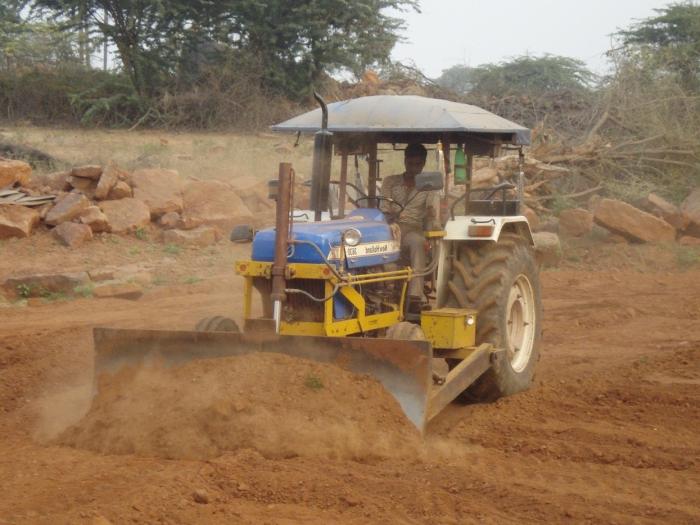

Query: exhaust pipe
left=310, top=92, right=333, bottom=222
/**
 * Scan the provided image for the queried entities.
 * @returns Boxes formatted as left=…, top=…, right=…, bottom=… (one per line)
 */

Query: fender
left=443, top=215, right=534, bottom=245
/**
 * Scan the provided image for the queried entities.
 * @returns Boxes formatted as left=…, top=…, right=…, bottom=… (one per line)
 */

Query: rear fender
left=444, top=216, right=534, bottom=245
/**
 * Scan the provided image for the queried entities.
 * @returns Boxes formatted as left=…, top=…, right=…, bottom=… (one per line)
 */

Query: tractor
left=93, top=94, right=542, bottom=431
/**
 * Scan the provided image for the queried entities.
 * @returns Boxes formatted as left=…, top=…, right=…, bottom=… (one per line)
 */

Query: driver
left=380, top=143, right=441, bottom=313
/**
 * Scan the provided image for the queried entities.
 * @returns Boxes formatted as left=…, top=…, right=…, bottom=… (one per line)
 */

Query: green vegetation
left=304, top=374, right=324, bottom=391
left=676, top=246, right=700, bottom=268
left=73, top=283, right=94, bottom=298
left=134, top=227, right=148, bottom=241
left=163, top=243, right=181, bottom=255
left=182, top=276, right=201, bottom=285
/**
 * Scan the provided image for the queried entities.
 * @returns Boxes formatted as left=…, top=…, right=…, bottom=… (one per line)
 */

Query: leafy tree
left=33, top=0, right=418, bottom=99
left=436, top=55, right=596, bottom=97
left=228, top=0, right=418, bottom=98
left=617, top=2, right=700, bottom=90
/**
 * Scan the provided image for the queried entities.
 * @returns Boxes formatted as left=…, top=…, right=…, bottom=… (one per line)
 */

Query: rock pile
left=0, top=158, right=276, bottom=244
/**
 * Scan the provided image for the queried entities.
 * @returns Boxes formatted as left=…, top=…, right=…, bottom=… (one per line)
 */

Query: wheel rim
left=506, top=274, right=536, bottom=373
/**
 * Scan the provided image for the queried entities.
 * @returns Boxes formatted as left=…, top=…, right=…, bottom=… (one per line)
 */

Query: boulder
left=95, top=164, right=124, bottom=200
left=159, top=211, right=181, bottom=229
left=35, top=170, right=71, bottom=192
left=130, top=168, right=183, bottom=217
left=533, top=232, right=561, bottom=267
left=88, top=268, right=116, bottom=282
left=71, top=165, right=102, bottom=180
left=98, top=198, right=151, bottom=233
left=67, top=175, right=96, bottom=192
left=45, top=192, right=90, bottom=226
left=93, top=282, right=143, bottom=300
left=182, top=180, right=254, bottom=231
left=0, top=159, right=31, bottom=187
left=521, top=206, right=540, bottom=231
left=681, top=188, right=700, bottom=237
left=1, top=271, right=89, bottom=300
left=0, top=204, right=40, bottom=239
left=558, top=208, right=593, bottom=237
left=163, top=226, right=218, bottom=247
left=79, top=205, right=109, bottom=233
left=53, top=222, right=93, bottom=248
left=647, top=193, right=686, bottom=230
left=594, top=198, right=676, bottom=243
left=537, top=216, right=559, bottom=234
left=107, top=180, right=133, bottom=200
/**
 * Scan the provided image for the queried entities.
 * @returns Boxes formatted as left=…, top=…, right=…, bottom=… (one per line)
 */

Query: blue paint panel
left=251, top=208, right=400, bottom=269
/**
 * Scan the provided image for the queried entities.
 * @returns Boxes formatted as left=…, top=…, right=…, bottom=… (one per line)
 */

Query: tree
left=33, top=0, right=418, bottom=99
left=617, top=2, right=700, bottom=91
left=473, top=55, right=596, bottom=96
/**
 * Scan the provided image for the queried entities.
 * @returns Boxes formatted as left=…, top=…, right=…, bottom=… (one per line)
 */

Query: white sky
left=390, top=0, right=673, bottom=78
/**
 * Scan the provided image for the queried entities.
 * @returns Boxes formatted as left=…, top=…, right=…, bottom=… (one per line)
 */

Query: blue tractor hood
left=252, top=208, right=401, bottom=269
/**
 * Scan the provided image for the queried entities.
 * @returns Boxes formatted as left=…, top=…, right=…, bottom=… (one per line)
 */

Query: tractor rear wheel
left=195, top=316, right=240, bottom=332
left=447, top=232, right=542, bottom=401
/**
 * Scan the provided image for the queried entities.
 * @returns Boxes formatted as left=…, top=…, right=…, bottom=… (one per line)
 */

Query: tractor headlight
left=342, top=228, right=362, bottom=247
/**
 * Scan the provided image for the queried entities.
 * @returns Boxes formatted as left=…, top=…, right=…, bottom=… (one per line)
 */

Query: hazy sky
left=391, top=0, right=673, bottom=78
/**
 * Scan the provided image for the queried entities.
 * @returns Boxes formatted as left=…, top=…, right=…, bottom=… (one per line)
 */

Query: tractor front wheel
left=194, top=316, right=240, bottom=333
left=447, top=232, right=542, bottom=401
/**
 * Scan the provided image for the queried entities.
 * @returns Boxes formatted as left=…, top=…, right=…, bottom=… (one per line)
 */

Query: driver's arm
left=379, top=175, right=396, bottom=213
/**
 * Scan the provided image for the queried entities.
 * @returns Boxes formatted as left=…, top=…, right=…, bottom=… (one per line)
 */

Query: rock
left=159, top=211, right=181, bottom=229
left=98, top=198, right=151, bottom=233
left=1, top=271, right=89, bottom=300
left=182, top=180, right=254, bottom=231
left=107, top=180, right=133, bottom=200
left=34, top=170, right=71, bottom=191
left=79, top=206, right=109, bottom=233
left=681, top=188, right=700, bottom=237
left=533, top=232, right=562, bottom=267
left=0, top=204, right=40, bottom=239
left=88, top=268, right=115, bottom=282
left=67, top=175, right=96, bottom=192
left=192, top=490, right=209, bottom=504
left=679, top=235, right=700, bottom=246
left=0, top=159, right=32, bottom=187
left=606, top=233, right=629, bottom=244
left=594, top=198, right=676, bottom=243
left=95, top=164, right=124, bottom=200
left=93, top=282, right=143, bottom=300
left=45, top=192, right=90, bottom=226
left=537, top=216, right=559, bottom=233
left=521, top=206, right=540, bottom=231
left=163, top=226, right=218, bottom=247
left=71, top=165, right=103, bottom=180
left=558, top=208, right=593, bottom=237
left=130, top=168, right=183, bottom=217
left=647, top=193, right=686, bottom=230
left=53, top=222, right=93, bottom=248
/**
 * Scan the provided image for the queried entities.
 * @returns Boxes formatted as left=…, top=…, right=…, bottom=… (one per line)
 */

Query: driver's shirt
left=380, top=173, right=440, bottom=232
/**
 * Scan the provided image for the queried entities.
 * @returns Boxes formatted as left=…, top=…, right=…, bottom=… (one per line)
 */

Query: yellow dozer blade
left=93, top=327, right=434, bottom=430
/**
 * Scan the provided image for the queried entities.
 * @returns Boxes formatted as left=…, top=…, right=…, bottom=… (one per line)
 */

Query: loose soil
left=1, top=236, right=698, bottom=524
left=57, top=353, right=421, bottom=461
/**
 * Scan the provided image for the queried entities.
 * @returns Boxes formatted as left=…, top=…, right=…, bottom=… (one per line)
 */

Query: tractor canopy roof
left=272, top=95, right=531, bottom=152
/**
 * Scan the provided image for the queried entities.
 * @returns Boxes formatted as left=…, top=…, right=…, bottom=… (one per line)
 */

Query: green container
left=454, top=145, right=467, bottom=184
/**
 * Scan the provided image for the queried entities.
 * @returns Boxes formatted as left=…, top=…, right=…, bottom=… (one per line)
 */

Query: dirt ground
left=1, top=126, right=699, bottom=523
left=1, top=231, right=699, bottom=525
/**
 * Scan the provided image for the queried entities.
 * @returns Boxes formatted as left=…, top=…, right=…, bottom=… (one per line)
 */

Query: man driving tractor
left=380, top=143, right=441, bottom=313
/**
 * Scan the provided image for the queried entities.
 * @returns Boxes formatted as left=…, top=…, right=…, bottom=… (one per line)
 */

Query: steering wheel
left=354, top=195, right=405, bottom=215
